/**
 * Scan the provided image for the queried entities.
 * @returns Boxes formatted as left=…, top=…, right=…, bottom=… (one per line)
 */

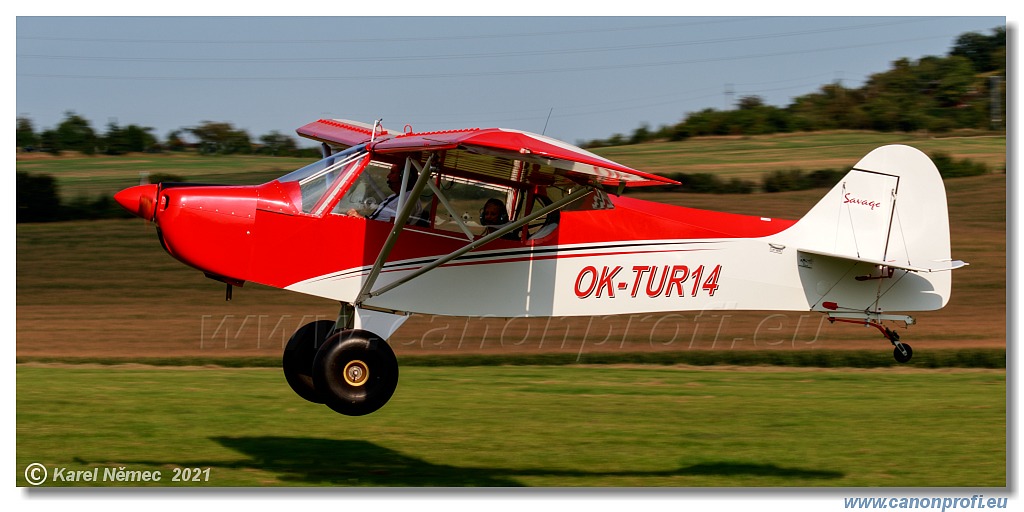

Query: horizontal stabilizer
left=798, top=248, right=968, bottom=273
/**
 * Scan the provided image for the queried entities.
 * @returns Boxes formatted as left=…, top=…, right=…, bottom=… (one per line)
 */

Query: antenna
left=541, top=108, right=553, bottom=135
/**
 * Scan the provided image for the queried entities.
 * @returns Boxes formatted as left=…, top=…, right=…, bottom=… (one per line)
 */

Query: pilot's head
left=386, top=167, right=403, bottom=193
left=385, top=166, right=420, bottom=194
left=378, top=153, right=421, bottom=194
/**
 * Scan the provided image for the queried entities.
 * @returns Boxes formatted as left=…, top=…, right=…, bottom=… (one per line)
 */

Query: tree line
left=626, top=151, right=991, bottom=196
left=584, top=26, right=1006, bottom=148
left=16, top=115, right=321, bottom=158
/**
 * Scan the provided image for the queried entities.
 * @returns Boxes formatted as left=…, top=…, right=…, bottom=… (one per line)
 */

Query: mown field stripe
left=16, top=347, right=1006, bottom=369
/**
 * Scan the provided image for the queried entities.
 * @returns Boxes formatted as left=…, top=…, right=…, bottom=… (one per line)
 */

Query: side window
left=432, top=178, right=512, bottom=237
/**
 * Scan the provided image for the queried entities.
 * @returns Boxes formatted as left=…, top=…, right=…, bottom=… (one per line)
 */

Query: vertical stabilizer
left=791, top=145, right=960, bottom=311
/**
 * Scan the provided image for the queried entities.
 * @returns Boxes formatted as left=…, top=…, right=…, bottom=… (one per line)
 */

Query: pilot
left=348, top=162, right=426, bottom=224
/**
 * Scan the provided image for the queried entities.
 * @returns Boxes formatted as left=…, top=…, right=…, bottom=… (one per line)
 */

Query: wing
left=371, top=127, right=678, bottom=189
left=296, top=119, right=678, bottom=190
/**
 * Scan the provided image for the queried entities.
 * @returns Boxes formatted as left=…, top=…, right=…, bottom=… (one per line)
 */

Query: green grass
left=16, top=365, right=1005, bottom=487
left=16, top=153, right=312, bottom=201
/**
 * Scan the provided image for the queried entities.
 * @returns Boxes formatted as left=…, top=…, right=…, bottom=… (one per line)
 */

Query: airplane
left=114, top=118, right=967, bottom=416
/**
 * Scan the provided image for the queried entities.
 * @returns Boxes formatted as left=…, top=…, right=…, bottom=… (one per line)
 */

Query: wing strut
left=356, top=186, right=591, bottom=305
left=355, top=153, right=437, bottom=304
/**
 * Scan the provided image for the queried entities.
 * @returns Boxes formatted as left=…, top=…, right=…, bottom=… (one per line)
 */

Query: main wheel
left=282, top=319, right=336, bottom=404
left=312, top=329, right=399, bottom=416
left=893, top=343, right=913, bottom=363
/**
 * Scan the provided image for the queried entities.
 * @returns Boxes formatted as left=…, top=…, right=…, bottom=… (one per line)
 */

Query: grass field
left=15, top=152, right=312, bottom=201
left=16, top=365, right=1006, bottom=487
left=15, top=131, right=1008, bottom=489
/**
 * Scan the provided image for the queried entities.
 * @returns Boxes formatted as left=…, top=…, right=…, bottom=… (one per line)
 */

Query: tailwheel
left=829, top=316, right=915, bottom=364
left=885, top=327, right=913, bottom=363
left=282, top=319, right=336, bottom=404
left=313, top=329, right=399, bottom=416
left=893, top=342, right=913, bottom=363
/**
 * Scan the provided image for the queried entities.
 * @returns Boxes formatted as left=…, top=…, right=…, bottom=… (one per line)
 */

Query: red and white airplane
left=115, top=118, right=966, bottom=415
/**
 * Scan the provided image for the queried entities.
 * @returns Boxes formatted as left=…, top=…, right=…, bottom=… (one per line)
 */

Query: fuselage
left=115, top=139, right=954, bottom=321
left=117, top=164, right=809, bottom=318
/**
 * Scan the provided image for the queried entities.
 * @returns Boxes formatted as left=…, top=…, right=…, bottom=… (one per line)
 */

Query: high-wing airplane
left=115, top=118, right=967, bottom=416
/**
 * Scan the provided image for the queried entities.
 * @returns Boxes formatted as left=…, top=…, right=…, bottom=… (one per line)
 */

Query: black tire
left=282, top=319, right=336, bottom=404
left=313, top=329, right=399, bottom=416
left=893, top=343, right=913, bottom=364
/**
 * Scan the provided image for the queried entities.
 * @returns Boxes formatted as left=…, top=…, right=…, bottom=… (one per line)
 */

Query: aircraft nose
left=114, top=184, right=159, bottom=221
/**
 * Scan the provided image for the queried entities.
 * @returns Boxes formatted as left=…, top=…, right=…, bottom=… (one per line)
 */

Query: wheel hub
left=343, top=360, right=369, bottom=386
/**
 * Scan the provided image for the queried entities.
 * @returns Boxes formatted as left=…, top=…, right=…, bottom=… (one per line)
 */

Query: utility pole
left=989, top=76, right=1003, bottom=130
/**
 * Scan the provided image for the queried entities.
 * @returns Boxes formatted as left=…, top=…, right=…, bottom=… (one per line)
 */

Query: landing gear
left=312, top=329, right=399, bottom=416
left=282, top=318, right=399, bottom=416
left=893, top=343, right=913, bottom=363
left=885, top=328, right=913, bottom=364
left=282, top=319, right=336, bottom=404
left=828, top=315, right=914, bottom=364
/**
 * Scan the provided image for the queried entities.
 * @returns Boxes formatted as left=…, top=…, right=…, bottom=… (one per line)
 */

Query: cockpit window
left=278, top=145, right=367, bottom=214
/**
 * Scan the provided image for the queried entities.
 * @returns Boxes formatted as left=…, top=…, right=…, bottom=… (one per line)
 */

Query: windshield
left=278, top=145, right=367, bottom=213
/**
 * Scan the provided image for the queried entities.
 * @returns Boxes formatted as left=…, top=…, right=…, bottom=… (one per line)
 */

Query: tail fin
left=792, top=145, right=966, bottom=312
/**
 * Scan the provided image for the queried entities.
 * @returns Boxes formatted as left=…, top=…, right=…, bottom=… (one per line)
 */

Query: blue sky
left=15, top=15, right=1007, bottom=147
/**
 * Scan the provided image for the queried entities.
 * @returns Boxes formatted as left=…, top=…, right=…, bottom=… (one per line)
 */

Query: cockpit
left=276, top=143, right=599, bottom=243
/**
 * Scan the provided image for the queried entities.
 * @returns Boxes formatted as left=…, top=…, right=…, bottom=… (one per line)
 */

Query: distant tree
left=102, top=122, right=158, bottom=155
left=951, top=26, right=1006, bottom=73
left=790, top=82, right=867, bottom=130
left=628, top=123, right=652, bottom=145
left=717, top=96, right=794, bottom=135
left=38, top=129, right=60, bottom=155
left=258, top=130, right=299, bottom=156
left=605, top=133, right=626, bottom=147
left=737, top=95, right=765, bottom=110
left=165, top=130, right=188, bottom=152
left=54, top=111, right=98, bottom=155
left=17, top=117, right=38, bottom=150
left=188, top=121, right=252, bottom=155
left=125, top=124, right=159, bottom=152
left=679, top=108, right=729, bottom=137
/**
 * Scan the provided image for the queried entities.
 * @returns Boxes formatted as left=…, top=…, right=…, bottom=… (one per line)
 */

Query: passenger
left=480, top=198, right=519, bottom=240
